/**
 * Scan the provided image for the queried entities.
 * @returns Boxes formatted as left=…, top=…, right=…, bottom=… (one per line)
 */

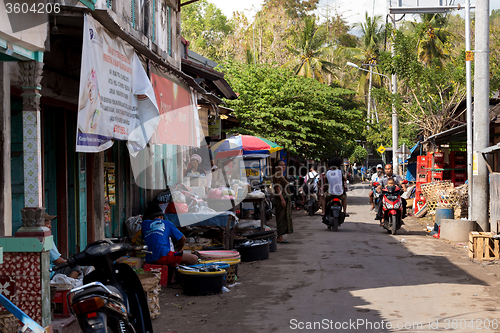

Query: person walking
left=272, top=160, right=293, bottom=243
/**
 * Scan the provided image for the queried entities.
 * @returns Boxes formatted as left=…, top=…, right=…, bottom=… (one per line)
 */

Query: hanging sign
left=76, top=14, right=159, bottom=155
left=208, top=117, right=221, bottom=140
left=149, top=64, right=200, bottom=146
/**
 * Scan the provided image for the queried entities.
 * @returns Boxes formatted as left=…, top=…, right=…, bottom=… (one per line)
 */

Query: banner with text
left=76, top=14, right=159, bottom=155
left=149, top=64, right=200, bottom=147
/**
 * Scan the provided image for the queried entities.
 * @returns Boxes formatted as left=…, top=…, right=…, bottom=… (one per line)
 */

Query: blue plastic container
left=435, top=207, right=454, bottom=225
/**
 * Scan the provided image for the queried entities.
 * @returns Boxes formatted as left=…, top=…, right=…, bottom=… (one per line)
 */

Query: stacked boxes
left=429, top=152, right=444, bottom=182
left=415, top=155, right=429, bottom=215
left=450, top=151, right=467, bottom=186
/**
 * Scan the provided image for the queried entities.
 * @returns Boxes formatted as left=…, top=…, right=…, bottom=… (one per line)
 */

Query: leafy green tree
left=264, top=0, right=319, bottom=19
left=180, top=0, right=233, bottom=61
left=220, top=60, right=365, bottom=159
left=375, top=29, right=466, bottom=138
left=282, top=16, right=335, bottom=83
left=349, top=145, right=368, bottom=163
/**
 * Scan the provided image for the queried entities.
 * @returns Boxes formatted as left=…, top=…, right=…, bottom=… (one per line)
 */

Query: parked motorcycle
left=381, top=185, right=404, bottom=235
left=287, top=177, right=302, bottom=210
left=322, top=195, right=345, bottom=231
left=53, top=239, right=153, bottom=333
left=252, top=182, right=273, bottom=221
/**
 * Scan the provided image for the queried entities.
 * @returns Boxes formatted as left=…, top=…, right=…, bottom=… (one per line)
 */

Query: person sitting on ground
left=141, top=203, right=198, bottom=267
left=46, top=214, right=82, bottom=280
left=322, top=157, right=349, bottom=217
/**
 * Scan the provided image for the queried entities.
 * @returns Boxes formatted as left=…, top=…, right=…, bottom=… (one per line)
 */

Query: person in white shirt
left=323, top=158, right=349, bottom=217
left=301, top=164, right=319, bottom=204
left=369, top=164, right=384, bottom=210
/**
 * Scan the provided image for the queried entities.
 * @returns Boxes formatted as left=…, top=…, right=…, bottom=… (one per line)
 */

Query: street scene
left=154, top=184, right=500, bottom=333
left=1, top=0, right=500, bottom=332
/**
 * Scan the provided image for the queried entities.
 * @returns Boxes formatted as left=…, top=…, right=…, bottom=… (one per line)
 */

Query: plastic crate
left=143, top=264, right=169, bottom=287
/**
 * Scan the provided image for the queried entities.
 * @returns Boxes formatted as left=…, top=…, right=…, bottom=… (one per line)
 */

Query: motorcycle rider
left=369, top=164, right=384, bottom=210
left=375, top=164, right=407, bottom=225
left=322, top=157, right=349, bottom=217
left=301, top=164, right=319, bottom=205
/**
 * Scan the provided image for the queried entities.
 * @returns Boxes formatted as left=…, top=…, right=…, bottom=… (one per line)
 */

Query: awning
left=424, top=124, right=468, bottom=145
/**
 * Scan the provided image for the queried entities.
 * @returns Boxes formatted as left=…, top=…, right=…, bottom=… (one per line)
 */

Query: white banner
left=76, top=14, right=159, bottom=156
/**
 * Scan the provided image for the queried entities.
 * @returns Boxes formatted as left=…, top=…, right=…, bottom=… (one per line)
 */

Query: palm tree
left=412, top=13, right=453, bottom=66
left=347, top=13, right=386, bottom=101
left=282, top=16, right=334, bottom=83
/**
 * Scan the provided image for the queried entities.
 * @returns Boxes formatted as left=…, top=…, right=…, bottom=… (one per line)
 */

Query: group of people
left=368, top=163, right=407, bottom=225
left=49, top=157, right=394, bottom=282
left=272, top=157, right=350, bottom=243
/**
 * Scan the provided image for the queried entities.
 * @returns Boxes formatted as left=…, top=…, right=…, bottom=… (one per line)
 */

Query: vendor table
left=238, top=197, right=267, bottom=229
left=164, top=213, right=237, bottom=249
left=205, top=197, right=267, bottom=229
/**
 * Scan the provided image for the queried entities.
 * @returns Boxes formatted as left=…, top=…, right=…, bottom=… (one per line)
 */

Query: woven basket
left=0, top=313, right=18, bottom=333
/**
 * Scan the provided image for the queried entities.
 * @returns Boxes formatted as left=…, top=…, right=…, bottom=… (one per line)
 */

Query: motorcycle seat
left=72, top=284, right=123, bottom=303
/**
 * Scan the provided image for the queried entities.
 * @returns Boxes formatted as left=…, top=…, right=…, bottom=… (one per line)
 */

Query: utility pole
left=472, top=0, right=489, bottom=231
left=391, top=14, right=399, bottom=173
left=465, top=0, right=473, bottom=219
left=367, top=68, right=372, bottom=124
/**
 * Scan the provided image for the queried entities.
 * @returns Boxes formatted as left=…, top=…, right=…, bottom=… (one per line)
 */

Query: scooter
left=53, top=239, right=153, bottom=333
left=287, top=177, right=302, bottom=210
left=303, top=185, right=319, bottom=216
left=252, top=182, right=273, bottom=221
left=322, top=195, right=345, bottom=231
left=381, top=185, right=404, bottom=235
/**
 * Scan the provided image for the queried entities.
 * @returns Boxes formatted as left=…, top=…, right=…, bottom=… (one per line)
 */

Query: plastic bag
left=51, top=274, right=83, bottom=288
left=166, top=202, right=189, bottom=214
left=156, top=189, right=172, bottom=203
left=125, top=215, right=142, bottom=239
left=171, top=191, right=186, bottom=203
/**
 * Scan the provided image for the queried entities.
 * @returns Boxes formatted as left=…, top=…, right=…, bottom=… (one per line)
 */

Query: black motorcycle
left=303, top=183, right=319, bottom=216
left=322, top=195, right=345, bottom=231
left=252, top=182, right=273, bottom=221
left=53, top=239, right=153, bottom=333
left=287, top=177, right=302, bottom=210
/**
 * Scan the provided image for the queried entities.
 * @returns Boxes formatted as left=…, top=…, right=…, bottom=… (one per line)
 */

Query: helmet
left=376, top=164, right=383, bottom=169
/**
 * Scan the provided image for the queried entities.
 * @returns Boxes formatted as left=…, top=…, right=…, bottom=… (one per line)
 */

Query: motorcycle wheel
left=332, top=217, right=339, bottom=232
left=390, top=215, right=397, bottom=235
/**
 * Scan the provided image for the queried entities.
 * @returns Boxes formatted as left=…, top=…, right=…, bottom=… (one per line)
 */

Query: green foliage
left=180, top=0, right=233, bottom=61
left=219, top=60, right=365, bottom=159
left=282, top=16, right=335, bottom=83
left=349, top=145, right=368, bottom=163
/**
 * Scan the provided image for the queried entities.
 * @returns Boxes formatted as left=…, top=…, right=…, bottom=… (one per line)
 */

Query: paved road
left=155, top=183, right=500, bottom=333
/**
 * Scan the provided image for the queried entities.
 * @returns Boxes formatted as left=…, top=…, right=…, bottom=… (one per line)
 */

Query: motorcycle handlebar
left=51, top=262, right=69, bottom=272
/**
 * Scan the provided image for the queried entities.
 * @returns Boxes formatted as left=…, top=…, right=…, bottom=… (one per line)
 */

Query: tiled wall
left=22, top=110, right=43, bottom=208
left=0, top=251, right=51, bottom=327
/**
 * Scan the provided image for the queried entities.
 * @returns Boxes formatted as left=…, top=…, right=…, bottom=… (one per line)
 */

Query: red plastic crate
left=53, top=290, right=73, bottom=318
left=143, top=263, right=169, bottom=287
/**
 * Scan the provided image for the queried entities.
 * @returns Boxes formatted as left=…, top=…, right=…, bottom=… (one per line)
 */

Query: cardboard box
left=190, top=186, right=206, bottom=198
left=190, top=177, right=208, bottom=187
left=121, top=257, right=144, bottom=269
